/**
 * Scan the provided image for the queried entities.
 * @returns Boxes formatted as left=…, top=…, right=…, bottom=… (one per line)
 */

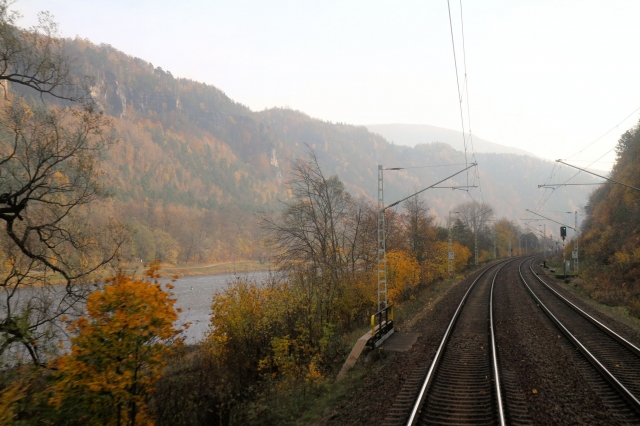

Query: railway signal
left=560, top=226, right=567, bottom=241
left=525, top=209, right=580, bottom=274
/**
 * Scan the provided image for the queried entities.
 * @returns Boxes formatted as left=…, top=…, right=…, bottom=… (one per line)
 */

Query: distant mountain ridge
left=8, top=37, right=600, bottom=264
left=366, top=123, right=537, bottom=157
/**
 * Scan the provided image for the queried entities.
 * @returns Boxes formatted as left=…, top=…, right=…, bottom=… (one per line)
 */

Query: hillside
left=579, top=120, right=640, bottom=317
left=10, top=38, right=599, bottom=264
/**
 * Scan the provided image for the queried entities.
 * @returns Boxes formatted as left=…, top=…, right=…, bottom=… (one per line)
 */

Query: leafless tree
left=260, top=150, right=371, bottom=323
left=402, top=195, right=435, bottom=263
left=0, top=3, right=125, bottom=366
left=343, top=196, right=376, bottom=272
left=261, top=151, right=351, bottom=272
left=455, top=201, right=495, bottom=234
left=0, top=1, right=85, bottom=101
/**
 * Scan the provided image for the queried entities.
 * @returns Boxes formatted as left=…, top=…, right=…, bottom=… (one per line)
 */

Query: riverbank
left=21, top=260, right=274, bottom=287
left=159, top=260, right=274, bottom=277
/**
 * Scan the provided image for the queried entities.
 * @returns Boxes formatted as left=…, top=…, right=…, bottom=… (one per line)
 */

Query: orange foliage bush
left=49, top=262, right=183, bottom=425
left=420, top=242, right=471, bottom=281
left=386, top=249, right=420, bottom=303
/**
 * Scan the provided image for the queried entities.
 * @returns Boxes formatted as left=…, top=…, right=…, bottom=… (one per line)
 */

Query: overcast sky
left=16, top=0, right=640, bottom=169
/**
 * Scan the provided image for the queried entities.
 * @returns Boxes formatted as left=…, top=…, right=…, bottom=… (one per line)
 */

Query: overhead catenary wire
left=458, top=0, right=484, bottom=205
left=444, top=0, right=485, bottom=210
left=383, top=163, right=470, bottom=170
left=566, top=105, right=640, bottom=161
left=458, top=0, right=471, bottom=190
left=557, top=144, right=617, bottom=187
left=533, top=106, right=640, bottom=214
left=446, top=0, right=468, bottom=188
left=557, top=160, right=640, bottom=192
left=569, top=160, right=616, bottom=164
left=385, top=163, right=477, bottom=209
left=539, top=183, right=611, bottom=187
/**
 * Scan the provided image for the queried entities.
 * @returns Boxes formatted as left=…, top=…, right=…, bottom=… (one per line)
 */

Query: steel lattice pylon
left=574, top=211, right=579, bottom=273
left=448, top=224, right=453, bottom=276
left=376, top=162, right=476, bottom=311
left=474, top=229, right=478, bottom=265
left=377, top=165, right=387, bottom=311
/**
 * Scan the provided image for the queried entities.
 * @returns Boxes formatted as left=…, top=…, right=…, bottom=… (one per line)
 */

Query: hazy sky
left=16, top=0, right=640, bottom=169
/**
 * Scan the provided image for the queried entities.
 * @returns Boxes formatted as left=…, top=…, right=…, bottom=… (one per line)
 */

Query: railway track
left=383, top=259, right=516, bottom=426
left=379, top=256, right=640, bottom=425
left=518, top=257, right=640, bottom=421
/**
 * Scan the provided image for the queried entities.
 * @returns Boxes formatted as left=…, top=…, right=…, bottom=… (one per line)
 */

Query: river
left=164, top=270, right=272, bottom=343
left=1, top=271, right=270, bottom=365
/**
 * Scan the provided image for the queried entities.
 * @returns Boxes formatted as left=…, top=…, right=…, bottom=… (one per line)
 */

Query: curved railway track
left=382, top=259, right=517, bottom=426
left=518, top=256, right=640, bottom=420
left=379, top=255, right=640, bottom=425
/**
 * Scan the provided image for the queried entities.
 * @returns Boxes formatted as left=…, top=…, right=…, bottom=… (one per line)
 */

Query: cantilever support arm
left=556, top=160, right=640, bottom=192
left=525, top=209, right=575, bottom=231
left=538, top=183, right=611, bottom=188
left=384, top=163, right=477, bottom=210
left=524, top=224, right=546, bottom=238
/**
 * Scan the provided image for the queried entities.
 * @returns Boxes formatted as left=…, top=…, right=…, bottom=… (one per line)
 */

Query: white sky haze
left=16, top=0, right=640, bottom=169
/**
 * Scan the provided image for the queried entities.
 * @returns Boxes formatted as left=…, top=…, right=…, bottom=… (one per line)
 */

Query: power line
left=458, top=0, right=483, bottom=204
left=384, top=163, right=470, bottom=170
left=534, top=107, right=640, bottom=213
left=556, top=142, right=617, bottom=189
left=568, top=160, right=616, bottom=164
left=566, top=105, right=640, bottom=161
left=539, top=183, right=611, bottom=188
left=441, top=0, right=487, bottom=219
left=547, top=106, right=640, bottom=199
left=557, top=160, right=640, bottom=192
left=538, top=209, right=581, bottom=213
left=385, top=163, right=477, bottom=209
left=446, top=0, right=468, bottom=187
left=458, top=0, right=473, bottom=191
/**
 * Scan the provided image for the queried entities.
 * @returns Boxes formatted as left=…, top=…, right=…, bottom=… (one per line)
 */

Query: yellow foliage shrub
left=386, top=249, right=420, bottom=303
left=49, top=262, right=183, bottom=425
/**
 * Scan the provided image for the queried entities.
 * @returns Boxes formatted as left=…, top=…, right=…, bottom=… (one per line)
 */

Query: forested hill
left=581, top=121, right=640, bottom=272
left=11, top=38, right=597, bottom=263
left=558, top=119, right=640, bottom=318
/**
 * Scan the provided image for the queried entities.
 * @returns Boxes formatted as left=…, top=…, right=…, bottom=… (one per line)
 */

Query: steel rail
left=518, top=257, right=640, bottom=413
left=490, top=261, right=507, bottom=426
left=406, top=258, right=512, bottom=426
left=526, top=261, right=640, bottom=357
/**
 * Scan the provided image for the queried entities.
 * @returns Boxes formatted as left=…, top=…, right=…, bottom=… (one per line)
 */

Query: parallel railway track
left=381, top=255, right=640, bottom=425
left=383, top=259, right=515, bottom=426
left=519, top=257, right=640, bottom=419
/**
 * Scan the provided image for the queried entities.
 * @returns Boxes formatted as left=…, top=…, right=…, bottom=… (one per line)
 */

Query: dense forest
left=577, top=119, right=640, bottom=317
left=6, top=36, right=595, bottom=266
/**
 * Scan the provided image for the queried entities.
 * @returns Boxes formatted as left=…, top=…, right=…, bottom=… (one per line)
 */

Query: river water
left=1, top=271, right=271, bottom=366
left=164, top=271, right=272, bottom=343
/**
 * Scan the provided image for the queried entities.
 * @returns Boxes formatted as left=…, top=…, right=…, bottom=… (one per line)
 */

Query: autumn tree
left=386, top=249, right=420, bottom=302
left=253, top=151, right=377, bottom=407
left=0, top=2, right=124, bottom=366
left=494, top=218, right=520, bottom=258
left=260, top=150, right=370, bottom=322
left=452, top=201, right=494, bottom=262
left=574, top=120, right=640, bottom=317
left=207, top=277, right=275, bottom=396
left=402, top=195, right=436, bottom=263
left=49, top=263, right=183, bottom=425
